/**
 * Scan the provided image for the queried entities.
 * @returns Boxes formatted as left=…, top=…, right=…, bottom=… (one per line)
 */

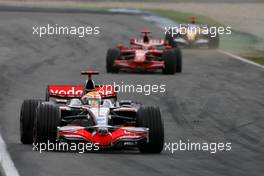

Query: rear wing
left=47, top=85, right=116, bottom=100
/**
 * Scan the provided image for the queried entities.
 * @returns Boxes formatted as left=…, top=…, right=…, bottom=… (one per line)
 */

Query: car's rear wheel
left=45, top=86, right=49, bottom=101
left=20, top=99, right=43, bottom=144
left=33, top=102, right=61, bottom=143
left=174, top=48, right=182, bottom=73
left=136, top=106, right=164, bottom=153
left=165, top=29, right=177, bottom=48
left=106, top=48, right=120, bottom=73
left=208, top=34, right=220, bottom=49
left=162, top=50, right=176, bottom=74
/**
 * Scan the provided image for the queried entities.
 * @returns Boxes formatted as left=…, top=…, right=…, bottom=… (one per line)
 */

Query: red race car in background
left=106, top=30, right=182, bottom=74
left=20, top=71, right=164, bottom=153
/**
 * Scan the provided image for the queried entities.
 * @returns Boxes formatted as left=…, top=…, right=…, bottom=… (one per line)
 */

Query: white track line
left=218, top=50, right=264, bottom=69
left=0, top=135, right=20, bottom=176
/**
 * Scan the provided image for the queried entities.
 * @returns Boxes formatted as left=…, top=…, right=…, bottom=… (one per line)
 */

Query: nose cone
left=134, top=50, right=147, bottom=63
left=92, top=131, right=112, bottom=147
left=98, top=127, right=109, bottom=135
left=187, top=31, right=197, bottom=41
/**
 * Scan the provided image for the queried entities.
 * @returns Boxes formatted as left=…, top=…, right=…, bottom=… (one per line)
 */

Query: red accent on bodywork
left=59, top=127, right=146, bottom=147
left=92, top=133, right=112, bottom=146
left=47, top=85, right=116, bottom=98
left=94, top=85, right=116, bottom=98
left=48, top=85, right=84, bottom=98
left=111, top=128, right=145, bottom=143
left=115, top=35, right=167, bottom=71
left=114, top=60, right=164, bottom=70
left=130, top=38, right=135, bottom=44
left=141, top=29, right=151, bottom=34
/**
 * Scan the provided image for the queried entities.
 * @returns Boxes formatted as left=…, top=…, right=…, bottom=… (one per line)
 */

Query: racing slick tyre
left=174, top=48, right=182, bottom=73
left=208, top=34, right=220, bottom=49
left=106, top=48, right=120, bottom=73
left=136, top=106, right=164, bottom=153
left=162, top=50, right=176, bottom=74
left=45, top=86, right=49, bottom=101
left=165, top=29, right=177, bottom=48
left=20, top=99, right=43, bottom=144
left=33, top=102, right=61, bottom=143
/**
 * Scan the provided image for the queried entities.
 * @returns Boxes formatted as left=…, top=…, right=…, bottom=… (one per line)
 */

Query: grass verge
left=240, top=51, right=264, bottom=65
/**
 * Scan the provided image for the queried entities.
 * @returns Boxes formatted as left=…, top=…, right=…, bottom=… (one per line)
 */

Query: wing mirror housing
left=130, top=38, right=135, bottom=44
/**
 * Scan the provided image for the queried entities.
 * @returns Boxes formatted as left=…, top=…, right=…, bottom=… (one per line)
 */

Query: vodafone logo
left=48, top=85, right=116, bottom=98
left=49, top=86, right=84, bottom=97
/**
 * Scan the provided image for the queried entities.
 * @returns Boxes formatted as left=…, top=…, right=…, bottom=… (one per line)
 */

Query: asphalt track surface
left=0, top=10, right=263, bottom=176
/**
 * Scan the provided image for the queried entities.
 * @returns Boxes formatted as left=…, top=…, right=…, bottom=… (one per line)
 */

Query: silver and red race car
left=20, top=71, right=164, bottom=153
left=106, top=30, right=182, bottom=74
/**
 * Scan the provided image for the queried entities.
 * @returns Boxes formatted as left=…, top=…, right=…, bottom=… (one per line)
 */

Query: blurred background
left=0, top=0, right=263, bottom=64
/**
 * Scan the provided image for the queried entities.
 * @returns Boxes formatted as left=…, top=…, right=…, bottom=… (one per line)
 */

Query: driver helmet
left=81, top=91, right=101, bottom=107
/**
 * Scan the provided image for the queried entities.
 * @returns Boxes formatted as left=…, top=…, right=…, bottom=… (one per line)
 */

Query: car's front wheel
left=33, top=102, right=61, bottom=143
left=106, top=48, right=120, bottom=73
left=136, top=106, right=164, bottom=153
left=20, top=99, right=43, bottom=144
left=165, top=29, right=177, bottom=48
left=174, top=48, right=182, bottom=73
left=208, top=33, right=220, bottom=49
left=162, top=50, right=176, bottom=74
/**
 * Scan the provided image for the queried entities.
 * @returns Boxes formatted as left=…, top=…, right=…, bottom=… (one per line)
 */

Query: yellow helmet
left=81, top=91, right=101, bottom=107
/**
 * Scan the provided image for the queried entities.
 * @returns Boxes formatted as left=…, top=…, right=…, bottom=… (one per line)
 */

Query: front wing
left=57, top=125, right=149, bottom=148
left=114, top=60, right=164, bottom=71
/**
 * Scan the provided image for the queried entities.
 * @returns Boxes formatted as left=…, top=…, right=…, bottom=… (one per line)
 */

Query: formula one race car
left=20, top=71, right=164, bottom=153
left=106, top=30, right=182, bottom=74
left=165, top=17, right=219, bottom=49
